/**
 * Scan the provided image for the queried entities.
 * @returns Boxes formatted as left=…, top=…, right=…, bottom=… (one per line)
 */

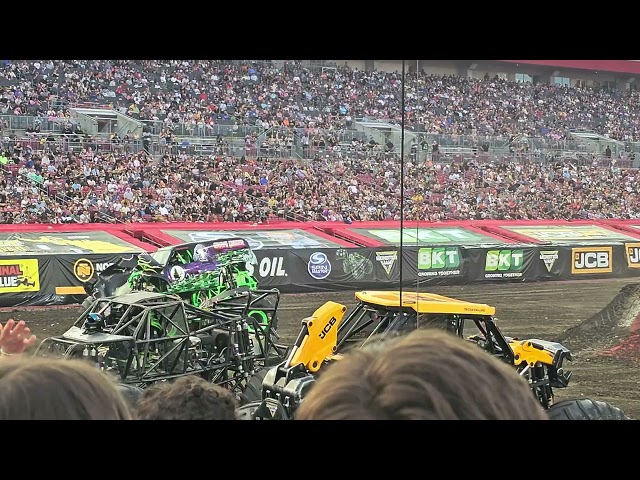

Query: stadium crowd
left=3, top=59, right=640, bottom=142
left=1, top=59, right=640, bottom=225
left=0, top=148, right=637, bottom=224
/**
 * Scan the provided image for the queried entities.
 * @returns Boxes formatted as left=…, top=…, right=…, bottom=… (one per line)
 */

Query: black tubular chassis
left=34, top=288, right=288, bottom=392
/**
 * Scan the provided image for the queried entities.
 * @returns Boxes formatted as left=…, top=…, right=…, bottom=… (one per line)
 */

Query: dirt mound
left=556, top=283, right=640, bottom=360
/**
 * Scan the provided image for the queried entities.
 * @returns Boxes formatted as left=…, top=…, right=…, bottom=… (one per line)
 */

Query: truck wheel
left=237, top=368, right=269, bottom=405
left=547, top=398, right=630, bottom=420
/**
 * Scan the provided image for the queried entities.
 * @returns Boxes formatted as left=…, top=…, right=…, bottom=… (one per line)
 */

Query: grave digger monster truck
left=34, top=289, right=288, bottom=394
left=236, top=291, right=629, bottom=420
left=84, top=237, right=275, bottom=332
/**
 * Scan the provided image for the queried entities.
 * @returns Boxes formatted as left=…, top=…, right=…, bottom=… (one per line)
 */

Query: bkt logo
left=626, top=243, right=640, bottom=269
left=485, top=249, right=524, bottom=272
left=571, top=247, right=612, bottom=274
left=418, top=247, right=460, bottom=269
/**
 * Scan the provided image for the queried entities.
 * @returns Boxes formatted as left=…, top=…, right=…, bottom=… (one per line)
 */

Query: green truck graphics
left=417, top=247, right=461, bottom=277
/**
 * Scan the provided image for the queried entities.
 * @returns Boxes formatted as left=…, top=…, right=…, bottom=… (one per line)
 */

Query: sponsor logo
left=170, top=265, right=187, bottom=281
left=484, top=249, right=524, bottom=279
left=308, top=252, right=331, bottom=280
left=463, top=307, right=486, bottom=313
left=187, top=232, right=265, bottom=250
left=375, top=251, right=398, bottom=277
left=95, top=262, right=114, bottom=273
left=0, top=259, right=40, bottom=293
left=267, top=402, right=278, bottom=417
left=257, top=256, right=288, bottom=277
left=506, top=226, right=632, bottom=242
left=336, top=249, right=373, bottom=280
left=211, top=239, right=248, bottom=250
left=539, top=250, right=559, bottom=273
left=626, top=243, right=640, bottom=269
left=73, top=258, right=95, bottom=282
left=4, top=234, right=140, bottom=254
left=417, top=247, right=461, bottom=277
left=571, top=247, right=612, bottom=274
left=319, top=316, right=337, bottom=339
left=364, top=227, right=491, bottom=245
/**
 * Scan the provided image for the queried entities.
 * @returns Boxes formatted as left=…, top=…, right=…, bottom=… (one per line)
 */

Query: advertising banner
left=371, top=249, right=400, bottom=283
left=264, top=248, right=401, bottom=293
left=0, top=231, right=144, bottom=255
left=499, top=225, right=637, bottom=244
left=250, top=249, right=296, bottom=288
left=570, top=246, right=613, bottom=275
left=555, top=244, right=630, bottom=279
left=7, top=241, right=640, bottom=305
left=161, top=228, right=345, bottom=250
left=0, top=258, right=41, bottom=294
left=533, top=244, right=631, bottom=280
left=54, top=254, right=126, bottom=296
left=347, top=227, right=500, bottom=246
left=624, top=242, right=640, bottom=269
left=466, top=246, right=537, bottom=282
left=0, top=256, right=67, bottom=307
left=535, top=248, right=563, bottom=280
left=398, top=246, right=465, bottom=286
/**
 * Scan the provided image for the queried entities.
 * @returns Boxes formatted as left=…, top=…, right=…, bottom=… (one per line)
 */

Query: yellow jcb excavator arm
left=285, top=301, right=347, bottom=373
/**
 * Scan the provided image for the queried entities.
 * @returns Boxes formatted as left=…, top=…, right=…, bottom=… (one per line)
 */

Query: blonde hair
left=0, top=356, right=133, bottom=420
left=296, top=329, right=549, bottom=420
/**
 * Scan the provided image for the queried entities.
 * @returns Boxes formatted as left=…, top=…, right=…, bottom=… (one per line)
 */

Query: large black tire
left=237, top=368, right=269, bottom=406
left=547, top=398, right=630, bottom=420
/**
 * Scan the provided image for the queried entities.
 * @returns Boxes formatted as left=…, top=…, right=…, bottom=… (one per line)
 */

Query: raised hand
left=0, top=319, right=37, bottom=355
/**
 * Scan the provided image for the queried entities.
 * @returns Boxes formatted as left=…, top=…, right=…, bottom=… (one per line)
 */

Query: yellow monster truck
left=236, top=291, right=630, bottom=421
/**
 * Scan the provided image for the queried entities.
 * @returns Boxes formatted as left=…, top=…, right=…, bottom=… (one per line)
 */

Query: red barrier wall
left=473, top=220, right=640, bottom=244
left=4, top=219, right=640, bottom=251
left=136, top=222, right=358, bottom=248
left=0, top=223, right=157, bottom=252
left=598, top=219, right=640, bottom=239
left=319, top=220, right=518, bottom=246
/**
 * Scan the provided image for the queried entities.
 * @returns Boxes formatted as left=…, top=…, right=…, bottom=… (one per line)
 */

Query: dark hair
left=135, top=375, right=237, bottom=420
left=0, top=356, right=133, bottom=420
left=295, top=329, right=549, bottom=420
left=118, top=384, right=145, bottom=410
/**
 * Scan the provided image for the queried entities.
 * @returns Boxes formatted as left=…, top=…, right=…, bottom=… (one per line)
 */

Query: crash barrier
left=0, top=224, right=152, bottom=307
left=4, top=219, right=640, bottom=304
left=251, top=243, right=640, bottom=293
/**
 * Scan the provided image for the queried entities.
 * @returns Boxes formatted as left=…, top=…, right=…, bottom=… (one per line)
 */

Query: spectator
left=295, top=329, right=549, bottom=420
left=135, top=375, right=238, bottom=420
left=2, top=60, right=640, bottom=225
left=2, top=150, right=640, bottom=224
left=0, top=356, right=133, bottom=420
left=117, top=384, right=145, bottom=411
left=0, top=319, right=37, bottom=356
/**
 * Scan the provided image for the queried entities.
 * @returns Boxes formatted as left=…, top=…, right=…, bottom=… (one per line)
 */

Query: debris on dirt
left=556, top=283, right=640, bottom=360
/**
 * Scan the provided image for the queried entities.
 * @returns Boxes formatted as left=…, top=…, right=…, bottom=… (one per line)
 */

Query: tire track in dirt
left=275, top=278, right=640, bottom=419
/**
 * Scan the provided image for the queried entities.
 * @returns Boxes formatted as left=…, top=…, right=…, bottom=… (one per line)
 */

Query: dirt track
left=3, top=278, right=640, bottom=419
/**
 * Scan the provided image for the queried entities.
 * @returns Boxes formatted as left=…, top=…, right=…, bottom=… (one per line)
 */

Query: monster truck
left=84, top=237, right=275, bottom=332
left=235, top=291, right=629, bottom=420
left=34, top=289, right=288, bottom=394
